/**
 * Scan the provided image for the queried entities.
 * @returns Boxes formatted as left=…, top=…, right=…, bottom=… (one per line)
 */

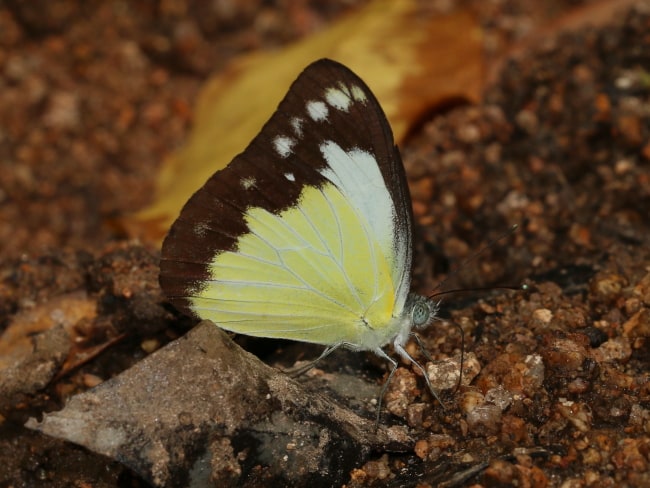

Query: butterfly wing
left=160, top=59, right=414, bottom=348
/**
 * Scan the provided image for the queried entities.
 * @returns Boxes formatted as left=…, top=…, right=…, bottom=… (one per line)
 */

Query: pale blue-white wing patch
left=311, top=82, right=411, bottom=315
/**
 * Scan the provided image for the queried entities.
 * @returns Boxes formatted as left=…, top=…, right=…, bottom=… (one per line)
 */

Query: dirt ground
left=1, top=1, right=649, bottom=487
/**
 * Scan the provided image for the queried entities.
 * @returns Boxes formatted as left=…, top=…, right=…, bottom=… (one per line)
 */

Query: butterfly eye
left=404, top=293, right=437, bottom=329
left=412, top=301, right=431, bottom=327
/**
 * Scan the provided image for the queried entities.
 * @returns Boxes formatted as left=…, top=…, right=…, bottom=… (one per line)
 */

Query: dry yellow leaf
left=0, top=292, right=96, bottom=369
left=125, top=0, right=483, bottom=244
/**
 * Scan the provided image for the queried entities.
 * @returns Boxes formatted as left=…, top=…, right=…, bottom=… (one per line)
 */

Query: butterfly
left=159, top=58, right=441, bottom=420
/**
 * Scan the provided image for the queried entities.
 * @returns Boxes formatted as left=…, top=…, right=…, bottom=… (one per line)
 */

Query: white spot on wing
left=194, top=221, right=210, bottom=237
left=273, top=135, right=296, bottom=158
left=284, top=172, right=295, bottom=182
left=325, top=87, right=352, bottom=111
left=241, top=176, right=256, bottom=189
left=290, top=117, right=304, bottom=137
left=306, top=100, right=329, bottom=121
left=351, top=86, right=367, bottom=102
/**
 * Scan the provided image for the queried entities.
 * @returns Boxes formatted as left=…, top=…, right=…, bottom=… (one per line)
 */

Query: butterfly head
left=405, top=293, right=438, bottom=330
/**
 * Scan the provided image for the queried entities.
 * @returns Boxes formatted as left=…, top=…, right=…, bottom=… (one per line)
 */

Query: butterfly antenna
left=429, top=283, right=527, bottom=300
left=419, top=282, right=529, bottom=400
left=417, top=223, right=526, bottom=397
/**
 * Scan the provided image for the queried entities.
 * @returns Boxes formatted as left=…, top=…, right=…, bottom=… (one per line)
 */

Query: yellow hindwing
left=189, top=182, right=396, bottom=345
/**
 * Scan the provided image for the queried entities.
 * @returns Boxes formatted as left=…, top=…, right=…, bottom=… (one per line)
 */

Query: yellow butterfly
left=160, top=59, right=440, bottom=419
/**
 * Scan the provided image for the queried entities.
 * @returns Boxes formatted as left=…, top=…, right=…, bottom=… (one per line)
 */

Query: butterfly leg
left=410, top=322, right=465, bottom=393
left=409, top=333, right=434, bottom=363
left=373, top=348, right=399, bottom=430
left=393, top=343, right=446, bottom=410
left=285, top=343, right=343, bottom=377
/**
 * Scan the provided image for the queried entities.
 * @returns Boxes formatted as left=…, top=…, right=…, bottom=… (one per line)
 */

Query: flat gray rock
left=26, top=321, right=411, bottom=487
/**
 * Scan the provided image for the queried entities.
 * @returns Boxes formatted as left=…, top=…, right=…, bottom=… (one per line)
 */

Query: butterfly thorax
left=354, top=293, right=438, bottom=352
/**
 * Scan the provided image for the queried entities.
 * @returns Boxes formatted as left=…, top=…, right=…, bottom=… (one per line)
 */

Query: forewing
left=159, top=59, right=413, bottom=344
